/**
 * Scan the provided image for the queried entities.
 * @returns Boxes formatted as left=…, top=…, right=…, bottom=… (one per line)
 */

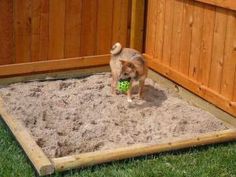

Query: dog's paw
left=127, top=98, right=133, bottom=102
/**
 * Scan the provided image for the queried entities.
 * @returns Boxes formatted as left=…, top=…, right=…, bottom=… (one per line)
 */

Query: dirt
left=0, top=73, right=229, bottom=158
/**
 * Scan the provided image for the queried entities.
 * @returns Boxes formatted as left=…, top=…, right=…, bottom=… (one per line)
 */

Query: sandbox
left=0, top=69, right=236, bottom=176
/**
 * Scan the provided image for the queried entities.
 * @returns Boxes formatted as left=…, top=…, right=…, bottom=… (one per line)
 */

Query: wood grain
left=220, top=12, right=236, bottom=99
left=48, top=0, right=66, bottom=60
left=0, top=0, right=14, bottom=65
left=194, top=0, right=236, bottom=11
left=80, top=0, right=98, bottom=56
left=14, top=0, right=32, bottom=63
left=197, top=5, right=216, bottom=85
left=0, top=55, right=110, bottom=78
left=96, top=0, right=113, bottom=54
left=0, top=0, right=130, bottom=63
left=154, top=0, right=166, bottom=61
left=170, top=0, right=184, bottom=70
left=145, top=0, right=157, bottom=56
left=112, top=0, right=131, bottom=47
left=162, top=0, right=174, bottom=66
left=208, top=8, right=228, bottom=92
left=130, top=0, right=145, bottom=52
left=189, top=2, right=204, bottom=79
left=179, top=0, right=193, bottom=75
left=31, top=0, right=49, bottom=61
left=64, top=0, right=82, bottom=58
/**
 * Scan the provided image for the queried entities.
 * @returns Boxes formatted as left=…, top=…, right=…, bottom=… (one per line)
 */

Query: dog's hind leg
left=111, top=73, right=118, bottom=95
left=138, top=79, right=145, bottom=99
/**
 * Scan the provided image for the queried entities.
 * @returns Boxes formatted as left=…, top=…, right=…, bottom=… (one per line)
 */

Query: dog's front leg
left=127, top=81, right=133, bottom=102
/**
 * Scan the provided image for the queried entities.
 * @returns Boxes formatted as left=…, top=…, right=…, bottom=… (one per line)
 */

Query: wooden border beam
left=194, top=0, right=236, bottom=11
left=52, top=129, right=236, bottom=172
left=0, top=97, right=54, bottom=176
left=0, top=54, right=110, bottom=78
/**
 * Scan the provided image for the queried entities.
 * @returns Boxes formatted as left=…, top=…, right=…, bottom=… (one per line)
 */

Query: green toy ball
left=117, top=79, right=131, bottom=93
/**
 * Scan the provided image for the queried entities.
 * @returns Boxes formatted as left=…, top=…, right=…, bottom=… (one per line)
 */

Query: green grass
left=0, top=119, right=236, bottom=177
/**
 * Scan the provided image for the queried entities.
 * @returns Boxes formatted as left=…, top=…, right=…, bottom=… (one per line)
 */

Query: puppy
left=110, top=42, right=147, bottom=102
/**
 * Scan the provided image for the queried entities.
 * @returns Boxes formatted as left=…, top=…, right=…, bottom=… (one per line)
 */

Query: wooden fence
left=145, top=0, right=236, bottom=116
left=0, top=0, right=131, bottom=65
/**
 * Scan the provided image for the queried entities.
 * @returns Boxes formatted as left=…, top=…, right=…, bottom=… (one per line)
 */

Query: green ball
left=117, top=80, right=131, bottom=93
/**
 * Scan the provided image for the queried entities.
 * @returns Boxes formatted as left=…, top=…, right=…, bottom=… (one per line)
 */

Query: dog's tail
left=110, top=42, right=122, bottom=55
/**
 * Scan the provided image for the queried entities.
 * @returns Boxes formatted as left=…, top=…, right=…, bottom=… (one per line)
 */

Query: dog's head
left=119, top=60, right=137, bottom=80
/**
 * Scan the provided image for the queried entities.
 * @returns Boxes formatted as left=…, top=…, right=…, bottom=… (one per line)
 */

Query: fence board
left=153, top=0, right=165, bottom=61
left=220, top=12, right=236, bottom=99
left=96, top=0, right=113, bottom=54
left=170, top=0, right=184, bottom=70
left=48, top=0, right=65, bottom=60
left=65, top=0, right=82, bottom=58
left=80, top=0, right=98, bottom=56
left=145, top=0, right=157, bottom=56
left=197, top=5, right=215, bottom=85
left=233, top=70, right=236, bottom=101
left=112, top=0, right=131, bottom=47
left=0, top=0, right=14, bottom=65
left=162, top=0, right=174, bottom=66
left=31, top=0, right=49, bottom=61
left=189, top=2, right=204, bottom=79
left=15, top=0, right=32, bottom=63
left=208, top=8, right=228, bottom=92
left=179, top=0, right=193, bottom=75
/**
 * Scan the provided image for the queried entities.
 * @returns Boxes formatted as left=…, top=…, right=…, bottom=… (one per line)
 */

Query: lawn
left=0, top=118, right=236, bottom=177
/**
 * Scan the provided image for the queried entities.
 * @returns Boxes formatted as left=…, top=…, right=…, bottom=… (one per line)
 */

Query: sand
left=0, top=73, right=228, bottom=158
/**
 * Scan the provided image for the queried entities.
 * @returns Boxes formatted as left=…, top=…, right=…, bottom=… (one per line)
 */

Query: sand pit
left=0, top=73, right=229, bottom=158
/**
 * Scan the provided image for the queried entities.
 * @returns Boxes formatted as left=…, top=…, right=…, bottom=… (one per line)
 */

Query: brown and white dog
left=110, top=42, right=147, bottom=102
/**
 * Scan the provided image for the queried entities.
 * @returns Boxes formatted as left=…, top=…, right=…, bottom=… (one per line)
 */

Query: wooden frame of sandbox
left=0, top=55, right=236, bottom=176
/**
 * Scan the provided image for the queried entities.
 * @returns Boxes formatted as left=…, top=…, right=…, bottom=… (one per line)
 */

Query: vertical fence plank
left=130, top=0, right=145, bottom=52
left=96, top=0, right=113, bottom=54
left=64, top=0, right=82, bottom=58
left=208, top=8, right=228, bottom=92
left=179, top=0, right=193, bottom=75
left=220, top=12, right=236, bottom=99
left=189, top=2, right=204, bottom=79
left=170, top=0, right=184, bottom=70
left=153, top=0, right=166, bottom=61
left=198, top=5, right=216, bottom=85
left=0, top=0, right=14, bottom=65
left=80, top=0, right=98, bottom=56
left=31, top=0, right=41, bottom=61
left=162, top=0, right=174, bottom=66
left=112, top=0, right=130, bottom=47
left=48, top=0, right=65, bottom=60
left=233, top=68, right=236, bottom=101
left=31, top=0, right=49, bottom=61
left=38, top=0, right=49, bottom=61
left=15, top=0, right=32, bottom=63
left=145, top=0, right=157, bottom=56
